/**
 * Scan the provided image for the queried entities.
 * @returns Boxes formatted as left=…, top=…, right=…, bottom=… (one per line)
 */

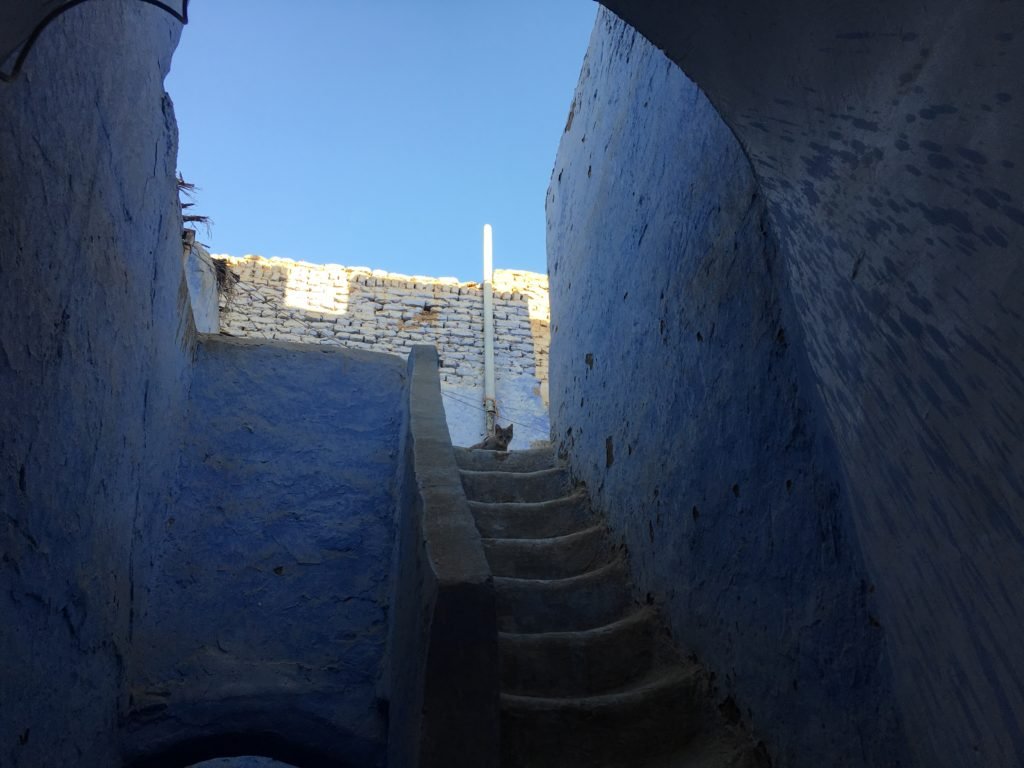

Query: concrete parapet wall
left=386, top=346, right=499, bottom=768
left=214, top=255, right=550, bottom=448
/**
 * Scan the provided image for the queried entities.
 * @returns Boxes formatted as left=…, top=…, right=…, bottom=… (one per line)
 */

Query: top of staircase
left=454, top=445, right=556, bottom=473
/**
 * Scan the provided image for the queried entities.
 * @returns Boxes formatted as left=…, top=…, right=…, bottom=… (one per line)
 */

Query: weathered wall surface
left=548, top=13, right=905, bottom=767
left=0, top=3, right=188, bottom=766
left=600, top=2, right=1024, bottom=766
left=126, top=337, right=403, bottom=766
left=185, top=244, right=220, bottom=333
left=386, top=346, right=499, bottom=768
left=215, top=255, right=550, bottom=448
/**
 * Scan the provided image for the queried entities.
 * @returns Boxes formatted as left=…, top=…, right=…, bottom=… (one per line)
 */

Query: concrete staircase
left=454, top=445, right=767, bottom=768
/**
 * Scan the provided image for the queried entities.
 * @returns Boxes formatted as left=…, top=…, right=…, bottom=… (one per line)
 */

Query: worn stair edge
left=643, top=727, right=771, bottom=768
left=454, top=446, right=556, bottom=473
left=460, top=466, right=570, bottom=503
left=483, top=524, right=615, bottom=579
left=494, top=558, right=633, bottom=633
left=500, top=665, right=709, bottom=768
left=499, top=606, right=659, bottom=697
left=468, top=491, right=592, bottom=539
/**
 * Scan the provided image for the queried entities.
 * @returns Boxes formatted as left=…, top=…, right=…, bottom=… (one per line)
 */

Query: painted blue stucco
left=127, top=337, right=404, bottom=766
left=594, top=2, right=1024, bottom=765
left=1, top=9, right=406, bottom=762
left=547, top=13, right=906, bottom=767
left=0, top=3, right=189, bottom=766
left=6, top=1, right=1020, bottom=765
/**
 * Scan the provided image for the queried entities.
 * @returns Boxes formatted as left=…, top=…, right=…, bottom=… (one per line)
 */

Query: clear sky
left=166, top=1, right=598, bottom=282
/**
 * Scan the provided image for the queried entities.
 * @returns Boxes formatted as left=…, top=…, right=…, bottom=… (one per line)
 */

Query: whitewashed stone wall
left=213, top=255, right=550, bottom=449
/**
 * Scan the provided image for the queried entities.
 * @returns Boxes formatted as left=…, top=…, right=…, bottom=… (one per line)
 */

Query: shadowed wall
left=125, top=337, right=402, bottom=767
left=548, top=2, right=1024, bottom=766
left=0, top=3, right=188, bottom=765
left=548, top=12, right=905, bottom=766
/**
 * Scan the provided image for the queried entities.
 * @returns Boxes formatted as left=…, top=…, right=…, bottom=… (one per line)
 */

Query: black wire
left=440, top=390, right=550, bottom=439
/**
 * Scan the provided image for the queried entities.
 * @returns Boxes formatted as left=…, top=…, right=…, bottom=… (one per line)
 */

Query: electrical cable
left=439, top=389, right=550, bottom=439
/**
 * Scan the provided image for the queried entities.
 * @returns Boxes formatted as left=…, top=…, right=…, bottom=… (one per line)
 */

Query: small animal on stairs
left=471, top=423, right=514, bottom=451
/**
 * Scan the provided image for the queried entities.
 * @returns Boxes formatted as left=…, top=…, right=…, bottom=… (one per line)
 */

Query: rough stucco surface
left=127, top=337, right=402, bottom=766
left=0, top=4, right=187, bottom=766
left=185, top=245, right=220, bottom=334
left=547, top=13, right=905, bottom=767
left=599, top=2, right=1024, bottom=766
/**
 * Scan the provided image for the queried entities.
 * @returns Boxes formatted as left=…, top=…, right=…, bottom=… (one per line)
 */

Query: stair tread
left=493, top=555, right=627, bottom=589
left=495, top=557, right=632, bottom=632
left=469, top=491, right=592, bottom=539
left=461, top=466, right=570, bottom=503
left=482, top=522, right=606, bottom=546
left=484, top=523, right=614, bottom=579
left=641, top=728, right=767, bottom=768
left=499, top=605, right=655, bottom=642
left=501, top=662, right=703, bottom=710
left=498, top=605, right=662, bottom=697
left=459, top=466, right=567, bottom=480
left=454, top=446, right=556, bottom=472
left=468, top=489, right=588, bottom=511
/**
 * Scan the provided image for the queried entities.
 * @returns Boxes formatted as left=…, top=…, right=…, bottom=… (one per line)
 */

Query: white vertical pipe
left=483, top=224, right=496, bottom=435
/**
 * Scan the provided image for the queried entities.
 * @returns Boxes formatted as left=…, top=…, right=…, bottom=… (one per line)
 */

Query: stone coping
left=406, top=345, right=493, bottom=586
left=386, top=345, right=500, bottom=768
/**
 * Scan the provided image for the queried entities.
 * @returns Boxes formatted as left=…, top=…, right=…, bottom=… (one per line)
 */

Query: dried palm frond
left=177, top=172, right=212, bottom=245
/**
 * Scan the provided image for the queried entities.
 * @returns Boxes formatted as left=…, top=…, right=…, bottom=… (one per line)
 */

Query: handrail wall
left=385, top=344, right=500, bottom=768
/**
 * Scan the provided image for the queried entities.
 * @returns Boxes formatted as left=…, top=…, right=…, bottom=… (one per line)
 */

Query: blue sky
left=166, top=1, right=597, bottom=282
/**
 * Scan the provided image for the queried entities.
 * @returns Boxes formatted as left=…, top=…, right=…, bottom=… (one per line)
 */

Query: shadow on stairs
left=454, top=445, right=771, bottom=768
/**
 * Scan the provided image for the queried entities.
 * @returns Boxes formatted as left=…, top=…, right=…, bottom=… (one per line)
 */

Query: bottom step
left=500, top=665, right=710, bottom=768
left=643, top=728, right=770, bottom=768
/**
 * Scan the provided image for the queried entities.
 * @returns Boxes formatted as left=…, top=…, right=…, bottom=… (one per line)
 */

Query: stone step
left=460, top=467, right=570, bottom=503
left=500, top=664, right=709, bottom=768
left=494, top=558, right=633, bottom=633
left=469, top=492, right=592, bottom=539
left=643, top=729, right=769, bottom=768
left=499, top=606, right=660, bottom=697
left=453, top=446, right=556, bottom=473
left=483, top=525, right=615, bottom=579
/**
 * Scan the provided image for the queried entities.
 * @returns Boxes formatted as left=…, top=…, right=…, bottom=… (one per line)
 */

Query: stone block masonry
left=213, top=255, right=550, bottom=449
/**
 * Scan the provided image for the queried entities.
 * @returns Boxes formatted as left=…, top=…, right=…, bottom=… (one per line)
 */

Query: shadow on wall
left=0, top=3, right=190, bottom=767
left=553, top=3, right=1024, bottom=768
left=214, top=256, right=551, bottom=448
left=547, top=10, right=905, bottom=768
left=599, top=1, right=1024, bottom=766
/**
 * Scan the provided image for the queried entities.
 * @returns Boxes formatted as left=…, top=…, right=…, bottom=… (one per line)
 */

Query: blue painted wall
left=1, top=7, right=404, bottom=765
left=547, top=13, right=906, bottom=766
left=128, top=337, right=404, bottom=765
left=600, top=3, right=1024, bottom=766
left=0, top=3, right=189, bottom=766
